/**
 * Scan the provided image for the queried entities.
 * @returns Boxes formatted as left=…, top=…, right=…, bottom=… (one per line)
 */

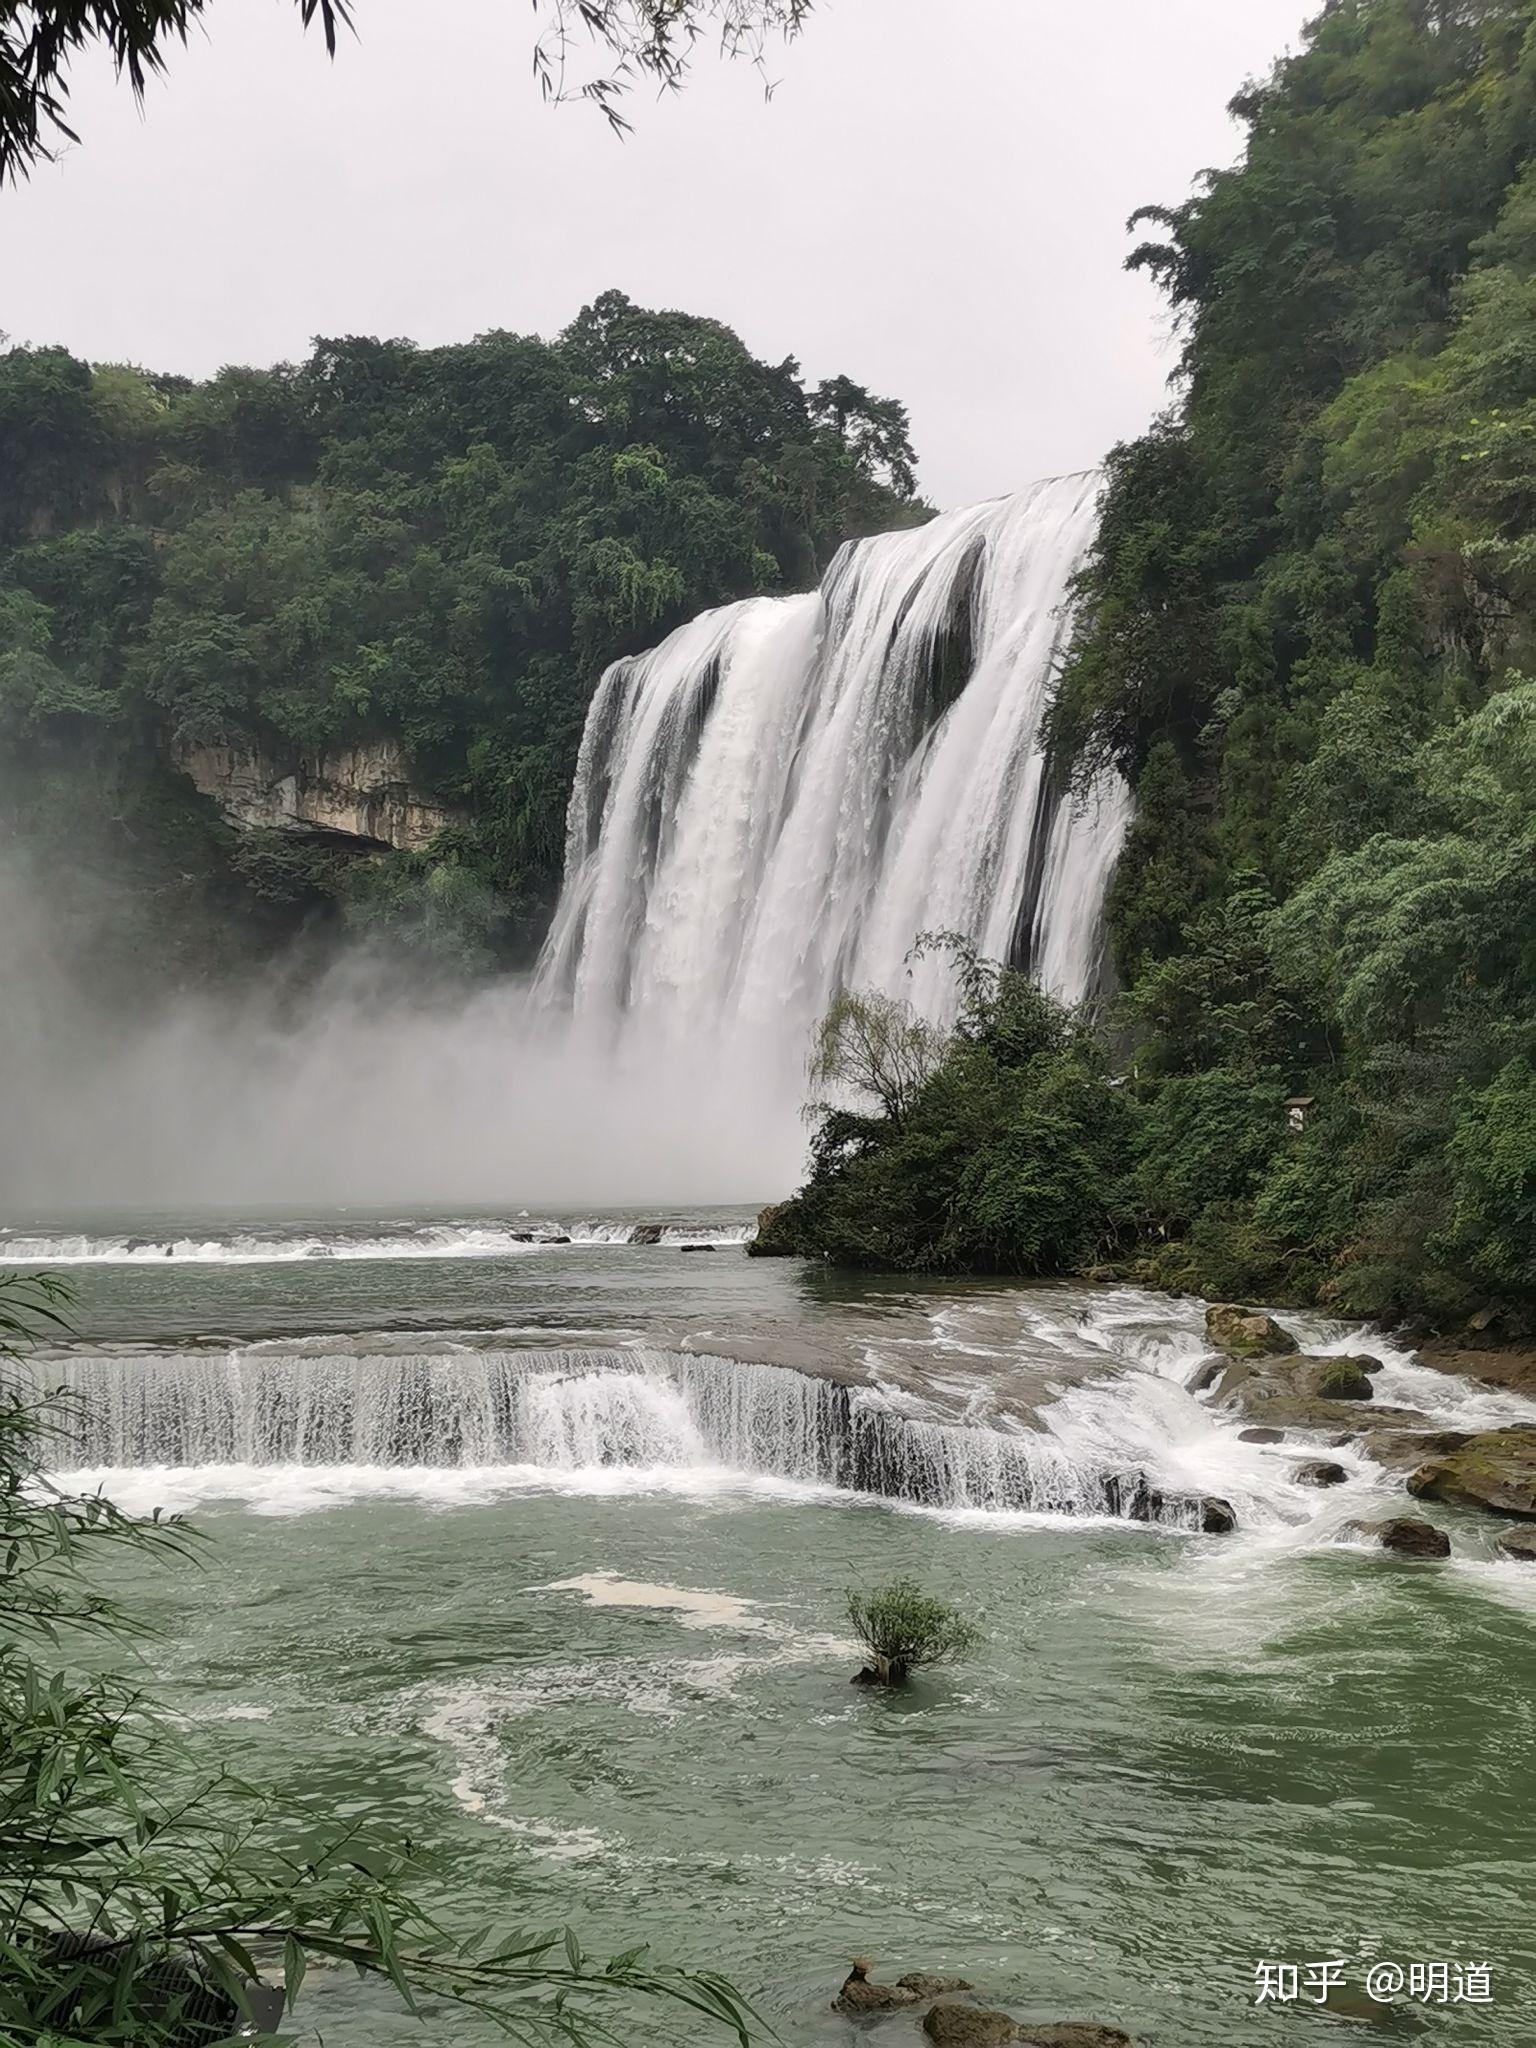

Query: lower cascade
left=30, top=1347, right=1198, bottom=1525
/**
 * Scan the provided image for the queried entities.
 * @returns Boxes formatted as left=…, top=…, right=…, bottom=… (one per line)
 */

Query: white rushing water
left=535, top=474, right=1128, bottom=1122
left=29, top=1343, right=1191, bottom=1525
left=0, top=1220, right=754, bottom=1265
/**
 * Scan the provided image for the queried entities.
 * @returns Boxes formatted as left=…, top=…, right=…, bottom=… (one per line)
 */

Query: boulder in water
left=1198, top=1496, right=1238, bottom=1534
left=833, top=1959, right=918, bottom=2013
left=1312, top=1356, right=1374, bottom=1401
left=678, top=1242, right=717, bottom=1253
left=629, top=1223, right=665, bottom=1246
left=1406, top=1428, right=1536, bottom=1519
left=1213, top=1355, right=1416, bottom=1433
left=1239, top=1426, right=1284, bottom=1443
left=1205, top=1305, right=1296, bottom=1358
left=1017, top=2030, right=1137, bottom=2048
left=899, top=1973, right=975, bottom=1997
left=923, top=2006, right=1018, bottom=2046
left=1345, top=1515, right=1451, bottom=1559
left=1496, top=1527, right=1536, bottom=1562
left=1358, top=1427, right=1470, bottom=1472
left=1293, top=1459, right=1349, bottom=1487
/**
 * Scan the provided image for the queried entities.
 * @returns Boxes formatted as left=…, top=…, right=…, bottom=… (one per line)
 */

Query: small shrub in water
left=846, top=1578, right=981, bottom=1687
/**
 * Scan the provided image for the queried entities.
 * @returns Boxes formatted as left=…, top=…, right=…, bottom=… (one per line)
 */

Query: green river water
left=9, top=1211, right=1533, bottom=2047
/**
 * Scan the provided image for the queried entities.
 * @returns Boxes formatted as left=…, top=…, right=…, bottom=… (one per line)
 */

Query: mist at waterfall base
left=0, top=475, right=1125, bottom=1214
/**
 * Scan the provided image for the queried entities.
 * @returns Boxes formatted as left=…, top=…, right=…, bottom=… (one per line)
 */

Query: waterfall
left=536, top=475, right=1129, bottom=1079
left=21, top=1347, right=1189, bottom=1524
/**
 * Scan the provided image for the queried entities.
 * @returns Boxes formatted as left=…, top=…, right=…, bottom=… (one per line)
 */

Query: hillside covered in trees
left=764, top=0, right=1536, bottom=1329
left=0, top=292, right=918, bottom=974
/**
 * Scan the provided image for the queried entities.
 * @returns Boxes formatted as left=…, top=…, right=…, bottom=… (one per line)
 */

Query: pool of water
left=16, top=1212, right=1536, bottom=2045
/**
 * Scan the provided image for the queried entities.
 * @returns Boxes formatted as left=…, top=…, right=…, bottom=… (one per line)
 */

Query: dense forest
left=0, top=292, right=918, bottom=972
left=763, top=0, right=1536, bottom=1330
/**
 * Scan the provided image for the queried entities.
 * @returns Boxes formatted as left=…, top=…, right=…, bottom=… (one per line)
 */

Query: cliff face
left=174, top=740, right=457, bottom=854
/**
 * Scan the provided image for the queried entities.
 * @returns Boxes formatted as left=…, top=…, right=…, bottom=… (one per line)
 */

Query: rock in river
left=1345, top=1516, right=1451, bottom=1559
left=833, top=1960, right=918, bottom=2013
left=1293, top=1459, right=1349, bottom=1487
left=1496, top=1528, right=1536, bottom=1562
left=1406, top=1428, right=1536, bottom=1519
left=899, top=1974, right=976, bottom=1996
left=1205, top=1304, right=1297, bottom=1358
left=923, top=2009, right=1018, bottom=2047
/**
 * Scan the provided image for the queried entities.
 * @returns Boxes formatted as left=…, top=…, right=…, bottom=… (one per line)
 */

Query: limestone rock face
left=1213, top=1355, right=1418, bottom=1434
left=1204, top=1305, right=1297, bottom=1358
left=1406, top=1429, right=1536, bottom=1519
left=176, top=738, right=457, bottom=853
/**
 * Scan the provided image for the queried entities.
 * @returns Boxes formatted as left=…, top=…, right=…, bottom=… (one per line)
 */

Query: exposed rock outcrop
left=175, top=738, right=457, bottom=853
left=1205, top=1305, right=1297, bottom=1358
left=1344, top=1515, right=1451, bottom=1559
left=1358, top=1427, right=1471, bottom=1472
left=1212, top=1355, right=1419, bottom=1434
left=1407, top=1429, right=1536, bottom=1519
left=1496, top=1527, right=1536, bottom=1562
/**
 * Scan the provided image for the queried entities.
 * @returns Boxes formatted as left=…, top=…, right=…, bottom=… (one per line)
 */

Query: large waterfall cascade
left=535, top=475, right=1129, bottom=1093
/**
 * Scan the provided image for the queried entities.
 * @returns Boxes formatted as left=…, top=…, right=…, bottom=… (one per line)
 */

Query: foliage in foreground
left=0, top=1274, right=754, bottom=2047
left=845, top=1580, right=981, bottom=1687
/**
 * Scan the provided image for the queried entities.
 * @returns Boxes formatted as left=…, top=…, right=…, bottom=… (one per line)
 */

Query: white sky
left=1, top=0, right=1314, bottom=508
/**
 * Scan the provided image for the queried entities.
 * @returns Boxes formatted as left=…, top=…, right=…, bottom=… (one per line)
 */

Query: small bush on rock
left=847, top=1579, right=980, bottom=1687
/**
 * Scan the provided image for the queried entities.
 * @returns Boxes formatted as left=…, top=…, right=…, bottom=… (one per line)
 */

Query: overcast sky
left=2, top=0, right=1313, bottom=508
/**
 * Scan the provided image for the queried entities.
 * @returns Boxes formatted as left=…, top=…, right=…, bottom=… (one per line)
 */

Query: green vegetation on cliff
left=0, top=293, right=917, bottom=975
left=771, top=0, right=1536, bottom=1328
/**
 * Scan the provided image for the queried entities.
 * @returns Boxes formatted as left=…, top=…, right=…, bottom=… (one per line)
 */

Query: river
left=10, top=1211, right=1533, bottom=2045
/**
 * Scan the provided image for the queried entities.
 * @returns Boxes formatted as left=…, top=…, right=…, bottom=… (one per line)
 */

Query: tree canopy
left=0, top=293, right=920, bottom=976
left=1045, top=0, right=1536, bottom=1323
